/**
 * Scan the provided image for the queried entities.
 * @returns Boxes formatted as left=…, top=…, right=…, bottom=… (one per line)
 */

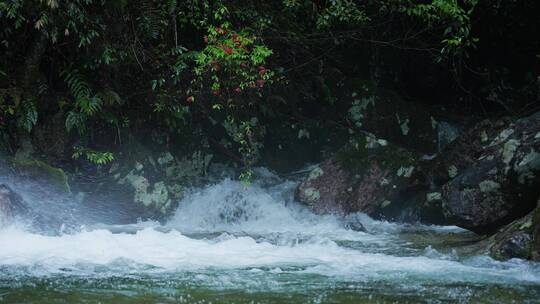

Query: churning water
left=1, top=169, right=540, bottom=303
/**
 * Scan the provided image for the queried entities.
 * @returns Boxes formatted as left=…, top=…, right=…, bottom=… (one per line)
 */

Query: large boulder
left=426, top=118, right=509, bottom=186
left=440, top=112, right=540, bottom=234
left=295, top=133, right=443, bottom=222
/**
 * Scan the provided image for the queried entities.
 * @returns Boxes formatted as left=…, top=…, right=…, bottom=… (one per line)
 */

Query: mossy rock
left=295, top=133, right=432, bottom=220
left=11, top=158, right=71, bottom=193
left=439, top=111, right=540, bottom=234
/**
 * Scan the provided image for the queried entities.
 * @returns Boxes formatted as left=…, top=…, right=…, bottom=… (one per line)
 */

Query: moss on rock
left=11, top=158, right=71, bottom=193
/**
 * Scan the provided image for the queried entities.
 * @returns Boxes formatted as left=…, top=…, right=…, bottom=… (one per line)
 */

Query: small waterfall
left=1, top=168, right=539, bottom=302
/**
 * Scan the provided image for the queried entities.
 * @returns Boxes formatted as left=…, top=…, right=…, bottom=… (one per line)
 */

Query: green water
left=2, top=258, right=540, bottom=303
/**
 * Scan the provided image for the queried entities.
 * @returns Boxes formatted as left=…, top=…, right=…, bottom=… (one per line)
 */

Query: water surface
left=1, top=171, right=539, bottom=303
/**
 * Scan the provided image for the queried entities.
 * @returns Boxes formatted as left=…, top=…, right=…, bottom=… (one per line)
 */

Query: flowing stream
left=1, top=169, right=540, bottom=303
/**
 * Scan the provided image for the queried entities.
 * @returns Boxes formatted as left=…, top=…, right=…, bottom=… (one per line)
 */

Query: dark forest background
left=0, top=0, right=539, bottom=180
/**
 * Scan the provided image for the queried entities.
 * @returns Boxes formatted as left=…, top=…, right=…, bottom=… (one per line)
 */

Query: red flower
left=203, top=36, right=209, bottom=44
left=186, top=96, right=194, bottom=103
left=223, top=46, right=233, bottom=55
left=212, top=90, right=220, bottom=96
left=257, top=79, right=265, bottom=88
left=234, top=87, right=242, bottom=94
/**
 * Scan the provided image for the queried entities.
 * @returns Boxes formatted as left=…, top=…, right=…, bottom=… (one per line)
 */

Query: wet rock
left=295, top=133, right=439, bottom=222
left=465, top=196, right=540, bottom=261
left=440, top=112, right=540, bottom=234
left=0, top=183, right=73, bottom=234
left=9, top=139, right=71, bottom=193
left=12, top=158, right=71, bottom=193
left=344, top=219, right=366, bottom=232
left=486, top=213, right=534, bottom=260
left=116, top=150, right=213, bottom=214
left=0, top=184, right=29, bottom=226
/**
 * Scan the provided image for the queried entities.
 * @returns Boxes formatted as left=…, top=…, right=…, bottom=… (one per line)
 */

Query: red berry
left=257, top=79, right=265, bottom=88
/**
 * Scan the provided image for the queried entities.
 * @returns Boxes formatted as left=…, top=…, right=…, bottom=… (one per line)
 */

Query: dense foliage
left=0, top=0, right=538, bottom=177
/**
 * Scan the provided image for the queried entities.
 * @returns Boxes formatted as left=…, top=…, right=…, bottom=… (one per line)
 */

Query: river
left=1, top=169, right=539, bottom=303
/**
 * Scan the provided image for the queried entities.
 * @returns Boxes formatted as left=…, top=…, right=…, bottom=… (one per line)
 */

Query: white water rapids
left=1, top=169, right=540, bottom=302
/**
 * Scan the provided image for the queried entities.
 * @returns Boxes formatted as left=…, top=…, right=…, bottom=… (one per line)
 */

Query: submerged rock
left=439, top=112, right=540, bottom=234
left=295, top=133, right=441, bottom=222
left=344, top=219, right=366, bottom=232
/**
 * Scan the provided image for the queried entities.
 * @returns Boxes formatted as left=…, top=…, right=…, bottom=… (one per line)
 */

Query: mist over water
left=1, top=168, right=540, bottom=303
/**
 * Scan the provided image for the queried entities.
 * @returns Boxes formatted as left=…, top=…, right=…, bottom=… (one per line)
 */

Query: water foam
left=1, top=224, right=539, bottom=285
left=0, top=172, right=539, bottom=287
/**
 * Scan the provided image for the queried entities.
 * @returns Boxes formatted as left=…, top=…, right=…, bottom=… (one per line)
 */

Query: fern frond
left=138, top=0, right=165, bottom=40
left=61, top=69, right=91, bottom=99
left=65, top=110, right=86, bottom=133
left=72, top=146, right=115, bottom=165
left=17, top=100, right=38, bottom=132
left=76, top=96, right=102, bottom=116
left=98, top=89, right=122, bottom=105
